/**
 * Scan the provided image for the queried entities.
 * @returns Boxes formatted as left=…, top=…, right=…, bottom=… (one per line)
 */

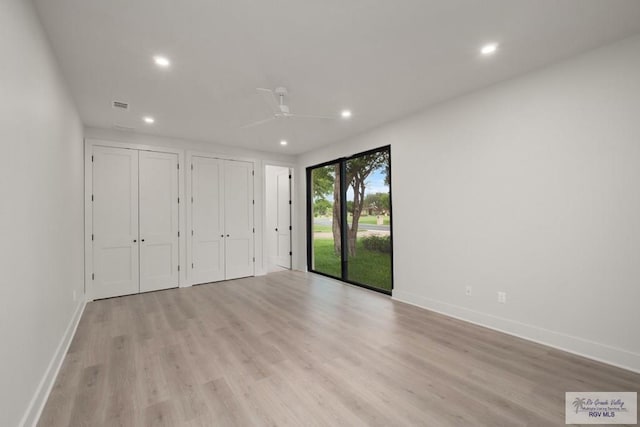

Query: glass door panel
left=310, top=163, right=342, bottom=278
left=345, top=150, right=392, bottom=291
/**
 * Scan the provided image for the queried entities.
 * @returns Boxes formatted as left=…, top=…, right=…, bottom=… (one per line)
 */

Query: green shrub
left=362, top=235, right=391, bottom=253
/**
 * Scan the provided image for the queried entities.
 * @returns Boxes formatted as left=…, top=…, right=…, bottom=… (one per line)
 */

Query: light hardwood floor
left=39, top=271, right=639, bottom=426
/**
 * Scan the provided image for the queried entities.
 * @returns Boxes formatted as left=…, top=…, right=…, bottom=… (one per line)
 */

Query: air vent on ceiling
left=112, top=100, right=129, bottom=110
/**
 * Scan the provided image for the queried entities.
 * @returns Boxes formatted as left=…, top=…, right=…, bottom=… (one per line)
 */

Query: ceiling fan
left=241, top=87, right=340, bottom=128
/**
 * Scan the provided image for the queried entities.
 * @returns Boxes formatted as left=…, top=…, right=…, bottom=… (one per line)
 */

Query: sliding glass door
left=307, top=146, right=393, bottom=294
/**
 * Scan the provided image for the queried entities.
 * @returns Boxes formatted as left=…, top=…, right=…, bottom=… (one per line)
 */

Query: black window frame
left=306, top=145, right=394, bottom=295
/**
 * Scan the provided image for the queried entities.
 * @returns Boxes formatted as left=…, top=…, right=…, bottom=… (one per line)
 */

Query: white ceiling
left=35, top=0, right=640, bottom=155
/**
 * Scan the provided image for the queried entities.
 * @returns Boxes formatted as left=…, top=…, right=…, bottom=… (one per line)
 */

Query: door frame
left=84, top=138, right=186, bottom=301
left=263, top=161, right=297, bottom=273
left=264, top=164, right=293, bottom=271
left=185, top=151, right=259, bottom=285
left=275, top=166, right=292, bottom=269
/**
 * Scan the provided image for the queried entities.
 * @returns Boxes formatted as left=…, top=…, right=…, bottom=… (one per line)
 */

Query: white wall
left=0, top=1, right=85, bottom=426
left=297, top=35, right=640, bottom=372
left=84, top=127, right=296, bottom=279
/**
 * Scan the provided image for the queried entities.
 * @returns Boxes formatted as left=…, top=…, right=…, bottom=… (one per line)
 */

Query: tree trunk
left=332, top=164, right=341, bottom=255
left=347, top=177, right=366, bottom=257
left=347, top=231, right=357, bottom=257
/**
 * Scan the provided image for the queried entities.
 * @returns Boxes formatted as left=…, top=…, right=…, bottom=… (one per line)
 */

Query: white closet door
left=92, top=146, right=139, bottom=299
left=139, top=151, right=179, bottom=293
left=191, top=156, right=225, bottom=284
left=224, top=160, right=254, bottom=280
left=276, top=168, right=291, bottom=269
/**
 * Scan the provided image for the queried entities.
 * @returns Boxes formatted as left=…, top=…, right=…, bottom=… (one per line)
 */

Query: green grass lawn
left=357, top=215, right=391, bottom=225
left=313, top=224, right=370, bottom=232
left=312, top=238, right=392, bottom=291
left=313, top=224, right=333, bottom=232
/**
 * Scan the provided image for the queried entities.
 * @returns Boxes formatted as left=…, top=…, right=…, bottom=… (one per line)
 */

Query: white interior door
left=191, top=156, right=225, bottom=284
left=224, top=160, right=254, bottom=280
left=276, top=168, right=291, bottom=269
left=139, top=151, right=179, bottom=293
left=92, top=146, right=139, bottom=299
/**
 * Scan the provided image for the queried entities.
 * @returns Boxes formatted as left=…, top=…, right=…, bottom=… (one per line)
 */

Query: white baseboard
left=392, top=290, right=640, bottom=374
left=19, top=300, right=86, bottom=427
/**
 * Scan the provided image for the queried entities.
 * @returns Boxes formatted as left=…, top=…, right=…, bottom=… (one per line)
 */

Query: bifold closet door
left=191, top=156, right=225, bottom=284
left=139, top=151, right=179, bottom=293
left=92, top=146, right=139, bottom=300
left=224, top=160, right=254, bottom=280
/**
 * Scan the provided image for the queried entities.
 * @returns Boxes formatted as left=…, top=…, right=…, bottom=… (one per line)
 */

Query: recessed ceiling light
left=480, top=43, right=499, bottom=55
left=153, top=55, right=171, bottom=67
left=280, top=140, right=288, bottom=146
left=143, top=116, right=155, bottom=124
left=341, top=110, right=352, bottom=119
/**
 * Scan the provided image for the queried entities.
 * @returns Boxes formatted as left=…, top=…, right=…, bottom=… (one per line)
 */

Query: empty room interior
left=3, top=0, right=640, bottom=425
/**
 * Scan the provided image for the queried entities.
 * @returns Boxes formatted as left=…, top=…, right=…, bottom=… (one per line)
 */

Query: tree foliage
left=313, top=198, right=332, bottom=217
left=311, top=150, right=390, bottom=256
left=364, top=192, right=390, bottom=214
left=311, top=166, right=334, bottom=200
left=341, top=151, right=389, bottom=256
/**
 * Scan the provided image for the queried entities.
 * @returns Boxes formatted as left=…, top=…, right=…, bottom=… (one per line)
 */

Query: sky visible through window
left=321, top=166, right=388, bottom=202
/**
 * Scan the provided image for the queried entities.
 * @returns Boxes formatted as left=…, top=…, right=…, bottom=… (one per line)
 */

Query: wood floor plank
left=65, top=364, right=108, bottom=427
left=36, top=351, right=83, bottom=427
left=143, top=400, right=179, bottom=427
left=38, top=271, right=640, bottom=426
left=158, top=344, right=208, bottom=423
left=200, top=377, right=259, bottom=427
left=134, top=342, right=171, bottom=408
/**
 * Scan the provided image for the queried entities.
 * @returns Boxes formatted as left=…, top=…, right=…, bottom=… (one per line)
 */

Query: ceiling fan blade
left=289, top=113, right=338, bottom=120
left=240, top=116, right=277, bottom=129
left=256, top=88, right=280, bottom=114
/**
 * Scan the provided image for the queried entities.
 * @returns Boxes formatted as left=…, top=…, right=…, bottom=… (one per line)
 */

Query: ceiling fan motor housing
left=274, top=87, right=288, bottom=96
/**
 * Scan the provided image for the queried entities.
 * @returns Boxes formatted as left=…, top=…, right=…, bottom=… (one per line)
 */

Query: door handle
left=133, top=239, right=137, bottom=243
left=275, top=228, right=278, bottom=231
left=226, top=234, right=230, bottom=237
left=141, top=239, right=145, bottom=242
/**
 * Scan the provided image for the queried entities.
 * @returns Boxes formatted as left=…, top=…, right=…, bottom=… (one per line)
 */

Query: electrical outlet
left=497, top=291, right=507, bottom=304
left=465, top=286, right=472, bottom=296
